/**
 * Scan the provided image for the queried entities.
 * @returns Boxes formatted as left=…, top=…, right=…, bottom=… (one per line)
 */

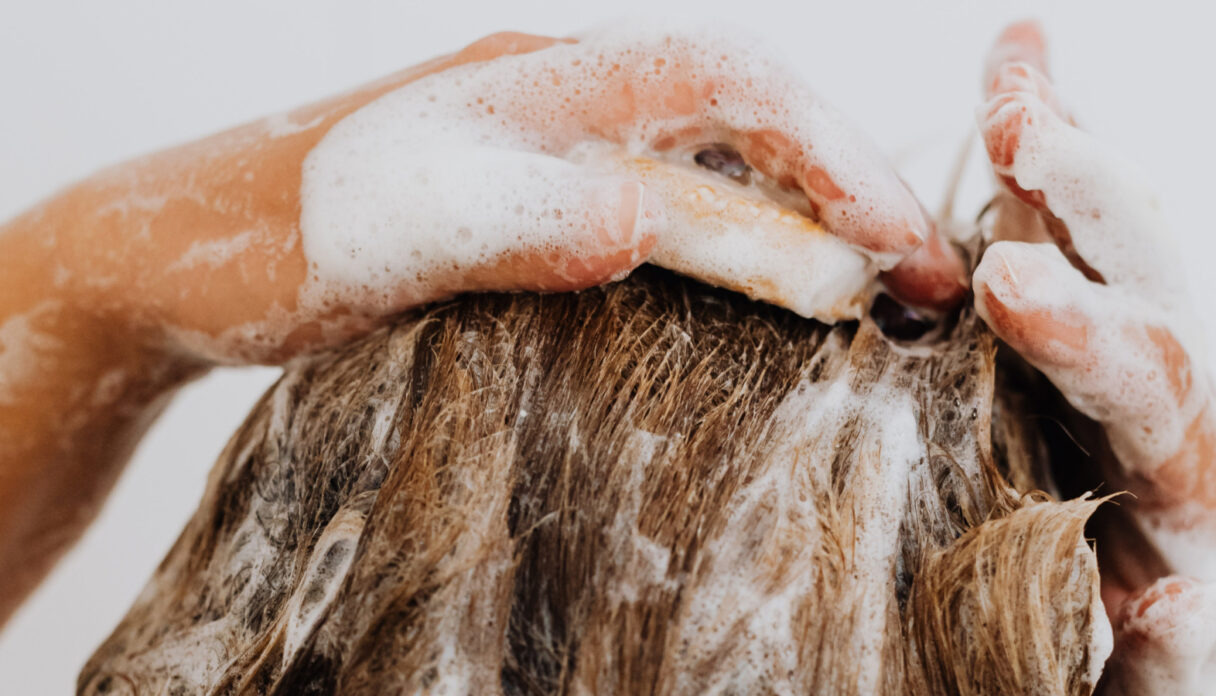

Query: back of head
left=81, top=268, right=1106, bottom=695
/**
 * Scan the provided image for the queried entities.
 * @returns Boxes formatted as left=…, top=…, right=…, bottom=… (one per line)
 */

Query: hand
left=972, top=21, right=1216, bottom=693
left=12, top=25, right=964, bottom=365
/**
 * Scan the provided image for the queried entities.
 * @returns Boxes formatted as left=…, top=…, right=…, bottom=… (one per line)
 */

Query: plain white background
left=2, top=1, right=1214, bottom=692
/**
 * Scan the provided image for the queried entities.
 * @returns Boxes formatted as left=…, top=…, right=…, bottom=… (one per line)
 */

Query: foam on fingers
left=299, top=21, right=935, bottom=323
left=1106, top=576, right=1216, bottom=696
left=975, top=242, right=1203, bottom=474
left=300, top=143, right=661, bottom=311
left=974, top=242, right=1093, bottom=368
left=983, top=20, right=1049, bottom=98
left=977, top=74, right=1186, bottom=310
left=560, top=22, right=931, bottom=263
left=978, top=24, right=1216, bottom=593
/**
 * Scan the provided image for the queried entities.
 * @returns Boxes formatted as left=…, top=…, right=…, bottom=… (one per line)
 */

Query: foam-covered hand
left=9, top=25, right=964, bottom=364
left=973, top=22, right=1216, bottom=694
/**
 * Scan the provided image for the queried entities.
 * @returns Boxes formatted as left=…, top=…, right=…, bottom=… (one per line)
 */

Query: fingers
left=974, top=242, right=1215, bottom=507
left=602, top=151, right=878, bottom=320
left=312, top=24, right=965, bottom=317
left=1106, top=576, right=1216, bottom=696
left=300, top=145, right=663, bottom=312
left=442, top=25, right=953, bottom=272
left=977, top=23, right=1185, bottom=306
left=880, top=224, right=969, bottom=311
left=974, top=242, right=1094, bottom=367
left=981, top=21, right=1069, bottom=123
left=563, top=26, right=968, bottom=306
left=983, top=20, right=1050, bottom=100
left=977, top=30, right=1216, bottom=686
left=976, top=25, right=1216, bottom=577
left=577, top=28, right=930, bottom=261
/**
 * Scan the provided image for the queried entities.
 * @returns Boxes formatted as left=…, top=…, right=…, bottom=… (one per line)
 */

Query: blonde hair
left=82, top=268, right=1105, bottom=695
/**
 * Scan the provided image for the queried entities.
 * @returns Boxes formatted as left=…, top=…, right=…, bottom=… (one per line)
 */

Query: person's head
left=81, top=268, right=1106, bottom=695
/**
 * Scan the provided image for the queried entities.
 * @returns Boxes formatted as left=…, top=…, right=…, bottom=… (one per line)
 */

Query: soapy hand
left=296, top=24, right=967, bottom=332
left=44, top=24, right=961, bottom=364
left=972, top=21, right=1216, bottom=694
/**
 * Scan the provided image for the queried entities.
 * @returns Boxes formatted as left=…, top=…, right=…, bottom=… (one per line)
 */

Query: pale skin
left=0, top=20, right=1208, bottom=690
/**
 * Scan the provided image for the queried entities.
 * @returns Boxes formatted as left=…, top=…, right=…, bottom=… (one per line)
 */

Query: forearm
left=0, top=41, right=529, bottom=625
left=13, top=56, right=467, bottom=363
left=0, top=215, right=203, bottom=625
left=0, top=50, right=461, bottom=624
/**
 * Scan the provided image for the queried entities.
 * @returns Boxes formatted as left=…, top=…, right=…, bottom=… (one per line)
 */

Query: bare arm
left=0, top=37, right=527, bottom=622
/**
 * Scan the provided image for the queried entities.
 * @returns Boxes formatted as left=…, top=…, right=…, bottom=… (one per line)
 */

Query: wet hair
left=80, top=268, right=1105, bottom=695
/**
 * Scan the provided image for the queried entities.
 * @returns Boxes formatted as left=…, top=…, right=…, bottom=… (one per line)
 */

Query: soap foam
left=0, top=301, right=63, bottom=406
left=1108, top=576, right=1216, bottom=696
left=668, top=366, right=923, bottom=692
left=299, top=21, right=912, bottom=321
left=996, top=96, right=1185, bottom=303
left=581, top=144, right=877, bottom=319
left=976, top=241, right=1205, bottom=474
